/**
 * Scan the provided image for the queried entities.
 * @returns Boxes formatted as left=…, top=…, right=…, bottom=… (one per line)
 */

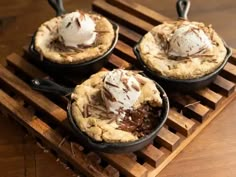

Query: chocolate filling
left=118, top=104, right=162, bottom=138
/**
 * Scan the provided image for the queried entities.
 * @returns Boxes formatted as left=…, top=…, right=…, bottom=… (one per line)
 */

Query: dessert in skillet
left=71, top=69, right=163, bottom=143
left=34, top=10, right=115, bottom=64
left=138, top=20, right=227, bottom=79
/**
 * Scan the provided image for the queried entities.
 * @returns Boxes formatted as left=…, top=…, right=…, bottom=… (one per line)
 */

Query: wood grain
left=0, top=65, right=67, bottom=124
left=210, top=75, right=235, bottom=97
left=106, top=0, right=171, bottom=25
left=0, top=90, right=107, bottom=177
left=166, top=109, right=196, bottom=136
left=92, top=0, right=153, bottom=34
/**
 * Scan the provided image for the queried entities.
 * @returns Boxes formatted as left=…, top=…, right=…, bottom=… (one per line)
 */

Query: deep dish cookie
left=71, top=69, right=163, bottom=143
left=138, top=20, right=227, bottom=79
left=35, top=10, right=115, bottom=64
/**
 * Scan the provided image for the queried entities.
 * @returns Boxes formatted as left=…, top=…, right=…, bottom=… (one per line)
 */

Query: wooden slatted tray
left=0, top=0, right=236, bottom=176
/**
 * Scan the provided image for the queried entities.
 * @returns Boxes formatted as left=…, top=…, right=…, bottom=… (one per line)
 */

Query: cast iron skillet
left=30, top=76, right=169, bottom=153
left=28, top=0, right=119, bottom=74
left=133, top=0, right=232, bottom=92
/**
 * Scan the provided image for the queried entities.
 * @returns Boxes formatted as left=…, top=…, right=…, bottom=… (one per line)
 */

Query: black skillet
left=133, top=0, right=232, bottom=92
left=28, top=0, right=119, bottom=74
left=31, top=77, right=169, bottom=153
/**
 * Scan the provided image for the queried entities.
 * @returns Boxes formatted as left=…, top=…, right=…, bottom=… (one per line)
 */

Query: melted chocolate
left=118, top=104, right=162, bottom=138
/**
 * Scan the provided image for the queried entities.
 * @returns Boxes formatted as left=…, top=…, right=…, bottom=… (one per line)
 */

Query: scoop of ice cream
left=101, top=69, right=141, bottom=115
left=58, top=11, right=96, bottom=48
left=168, top=23, right=212, bottom=57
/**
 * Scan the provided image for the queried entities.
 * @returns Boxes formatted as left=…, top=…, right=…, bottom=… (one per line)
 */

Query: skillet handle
left=176, top=0, right=190, bottom=20
left=48, top=0, right=66, bottom=16
left=133, top=45, right=138, bottom=56
left=31, top=78, right=73, bottom=96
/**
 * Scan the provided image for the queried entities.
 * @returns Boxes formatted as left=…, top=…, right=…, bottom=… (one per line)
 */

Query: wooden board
left=0, top=0, right=236, bottom=176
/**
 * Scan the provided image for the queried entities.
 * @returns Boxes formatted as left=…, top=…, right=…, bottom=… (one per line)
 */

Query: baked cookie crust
left=35, top=13, right=115, bottom=64
left=138, top=20, right=227, bottom=79
left=71, top=71, right=163, bottom=143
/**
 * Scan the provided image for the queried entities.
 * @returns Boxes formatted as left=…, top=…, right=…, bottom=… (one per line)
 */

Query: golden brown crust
left=71, top=71, right=162, bottom=143
left=35, top=13, right=115, bottom=64
left=138, top=20, right=227, bottom=79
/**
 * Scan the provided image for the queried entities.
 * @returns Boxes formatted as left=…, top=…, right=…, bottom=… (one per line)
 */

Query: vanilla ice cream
left=58, top=11, right=96, bottom=47
left=168, top=23, right=212, bottom=57
left=101, top=69, right=141, bottom=115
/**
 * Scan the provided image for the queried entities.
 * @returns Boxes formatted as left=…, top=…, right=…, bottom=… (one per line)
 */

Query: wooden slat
left=166, top=109, right=196, bottom=137
left=156, top=127, right=181, bottom=151
left=116, top=22, right=141, bottom=45
left=2, top=58, right=148, bottom=177
left=148, top=91, right=236, bottom=177
left=87, top=152, right=102, bottom=164
left=170, top=94, right=211, bottom=122
left=99, top=153, right=147, bottom=177
left=137, top=144, right=165, bottom=167
left=7, top=53, right=46, bottom=78
left=108, top=54, right=132, bottom=69
left=0, top=90, right=107, bottom=177
left=0, top=65, right=67, bottom=124
left=92, top=0, right=153, bottom=34
left=106, top=0, right=171, bottom=25
left=143, top=163, right=155, bottom=172
left=126, top=153, right=137, bottom=161
left=7, top=52, right=78, bottom=86
left=114, top=40, right=137, bottom=63
left=192, top=88, right=223, bottom=109
left=103, top=165, right=119, bottom=177
left=210, top=75, right=235, bottom=97
left=2, top=60, right=148, bottom=177
left=6, top=53, right=73, bottom=109
left=221, top=62, right=236, bottom=82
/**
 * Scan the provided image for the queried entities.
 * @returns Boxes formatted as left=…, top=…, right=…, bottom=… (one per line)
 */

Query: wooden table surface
left=0, top=0, right=236, bottom=177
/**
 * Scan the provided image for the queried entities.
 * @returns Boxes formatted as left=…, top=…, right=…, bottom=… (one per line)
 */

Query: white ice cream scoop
left=58, top=11, right=96, bottom=47
left=101, top=69, right=141, bottom=114
left=168, top=23, right=212, bottom=57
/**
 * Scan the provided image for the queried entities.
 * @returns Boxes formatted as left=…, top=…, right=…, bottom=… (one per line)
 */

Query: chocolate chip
left=66, top=22, right=71, bottom=28
left=83, top=104, right=89, bottom=118
left=131, top=83, right=140, bottom=92
left=121, top=78, right=130, bottom=91
left=75, top=18, right=81, bottom=29
left=44, top=24, right=51, bottom=32
left=103, top=87, right=116, bottom=102
left=177, top=41, right=180, bottom=47
left=135, top=76, right=146, bottom=85
left=105, top=81, right=119, bottom=88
